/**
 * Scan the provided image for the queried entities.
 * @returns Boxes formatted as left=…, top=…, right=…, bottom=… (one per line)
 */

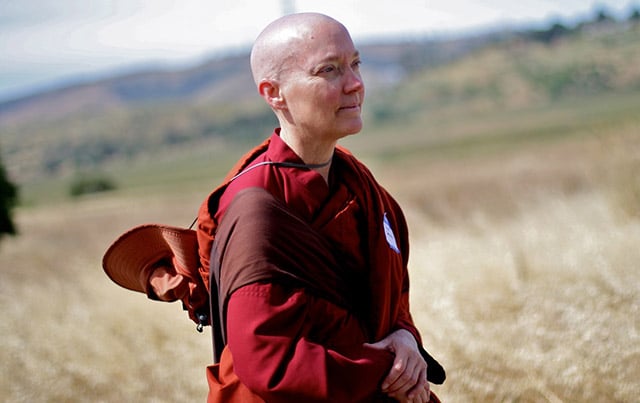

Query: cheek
left=300, top=90, right=338, bottom=116
left=284, top=81, right=342, bottom=118
left=315, top=87, right=343, bottom=112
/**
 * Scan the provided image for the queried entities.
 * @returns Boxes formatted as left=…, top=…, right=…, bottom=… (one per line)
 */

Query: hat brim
left=102, top=224, right=199, bottom=293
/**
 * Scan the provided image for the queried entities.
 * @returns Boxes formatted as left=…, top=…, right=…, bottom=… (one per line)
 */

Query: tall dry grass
left=408, top=190, right=639, bottom=402
left=1, top=129, right=638, bottom=402
left=0, top=193, right=213, bottom=402
left=383, top=127, right=640, bottom=402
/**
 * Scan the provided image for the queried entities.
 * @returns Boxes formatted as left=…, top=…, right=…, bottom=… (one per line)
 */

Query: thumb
left=364, top=338, right=393, bottom=352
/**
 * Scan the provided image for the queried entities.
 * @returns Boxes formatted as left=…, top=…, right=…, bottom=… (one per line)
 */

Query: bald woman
left=196, top=13, right=444, bottom=403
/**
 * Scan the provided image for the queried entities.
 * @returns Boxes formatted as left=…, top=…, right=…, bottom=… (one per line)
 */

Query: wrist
left=394, top=328, right=418, bottom=347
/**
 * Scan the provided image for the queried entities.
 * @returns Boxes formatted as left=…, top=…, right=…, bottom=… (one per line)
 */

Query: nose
left=344, top=67, right=364, bottom=94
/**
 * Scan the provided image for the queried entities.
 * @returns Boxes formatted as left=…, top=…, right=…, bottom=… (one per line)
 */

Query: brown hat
left=102, top=224, right=199, bottom=293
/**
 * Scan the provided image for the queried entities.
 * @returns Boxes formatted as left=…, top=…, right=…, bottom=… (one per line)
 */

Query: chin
left=338, top=131, right=359, bottom=141
left=343, top=120, right=363, bottom=135
left=336, top=127, right=362, bottom=141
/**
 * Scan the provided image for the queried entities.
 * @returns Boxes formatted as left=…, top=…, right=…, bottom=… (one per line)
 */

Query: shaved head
left=248, top=12, right=364, bottom=153
left=250, top=13, right=349, bottom=86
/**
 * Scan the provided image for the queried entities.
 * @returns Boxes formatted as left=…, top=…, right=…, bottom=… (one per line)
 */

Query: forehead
left=294, top=21, right=358, bottom=63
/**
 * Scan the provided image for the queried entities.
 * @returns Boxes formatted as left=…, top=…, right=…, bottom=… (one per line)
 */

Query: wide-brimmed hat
left=102, top=224, right=199, bottom=293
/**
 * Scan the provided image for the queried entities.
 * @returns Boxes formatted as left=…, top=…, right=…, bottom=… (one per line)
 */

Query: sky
left=0, top=0, right=636, bottom=102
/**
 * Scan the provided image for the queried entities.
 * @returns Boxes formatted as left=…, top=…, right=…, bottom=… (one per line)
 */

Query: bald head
left=250, top=13, right=350, bottom=86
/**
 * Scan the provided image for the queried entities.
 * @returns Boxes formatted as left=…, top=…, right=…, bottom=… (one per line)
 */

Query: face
left=277, top=21, right=365, bottom=143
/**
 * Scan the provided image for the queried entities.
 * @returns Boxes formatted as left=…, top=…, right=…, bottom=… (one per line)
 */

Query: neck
left=313, top=161, right=332, bottom=184
left=279, top=128, right=336, bottom=183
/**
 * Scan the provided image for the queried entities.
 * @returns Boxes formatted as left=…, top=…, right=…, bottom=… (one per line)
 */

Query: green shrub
left=0, top=153, right=18, bottom=237
left=69, top=175, right=116, bottom=197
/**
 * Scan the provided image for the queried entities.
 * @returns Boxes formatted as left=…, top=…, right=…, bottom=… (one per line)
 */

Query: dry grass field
left=2, top=123, right=638, bottom=402
left=0, top=191, right=213, bottom=402
left=386, top=132, right=640, bottom=402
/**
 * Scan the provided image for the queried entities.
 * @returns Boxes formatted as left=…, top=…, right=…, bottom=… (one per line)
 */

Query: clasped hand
left=366, top=329, right=431, bottom=403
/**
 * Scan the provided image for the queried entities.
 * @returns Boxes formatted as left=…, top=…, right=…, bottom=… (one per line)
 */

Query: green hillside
left=350, top=22, right=640, bottom=223
left=357, top=22, right=640, bottom=158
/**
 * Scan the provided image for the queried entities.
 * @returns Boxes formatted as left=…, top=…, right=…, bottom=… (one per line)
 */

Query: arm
left=373, top=197, right=432, bottom=402
left=226, top=282, right=394, bottom=403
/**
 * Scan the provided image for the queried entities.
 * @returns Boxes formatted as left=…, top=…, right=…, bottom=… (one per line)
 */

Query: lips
left=338, top=104, right=360, bottom=111
left=339, top=94, right=362, bottom=111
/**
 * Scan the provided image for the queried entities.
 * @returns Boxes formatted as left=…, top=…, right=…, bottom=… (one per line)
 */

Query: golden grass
left=408, top=190, right=640, bottom=402
left=378, top=126, right=640, bottom=402
left=0, top=193, right=212, bottom=402
left=2, top=123, right=639, bottom=403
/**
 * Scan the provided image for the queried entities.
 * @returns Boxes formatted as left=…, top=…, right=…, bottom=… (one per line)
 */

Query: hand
left=391, top=383, right=432, bottom=403
left=366, top=329, right=430, bottom=402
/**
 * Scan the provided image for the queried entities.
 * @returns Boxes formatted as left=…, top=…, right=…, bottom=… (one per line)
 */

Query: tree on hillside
left=529, top=21, right=571, bottom=43
left=630, top=8, right=640, bottom=23
left=594, top=7, right=615, bottom=24
left=0, top=151, right=18, bottom=238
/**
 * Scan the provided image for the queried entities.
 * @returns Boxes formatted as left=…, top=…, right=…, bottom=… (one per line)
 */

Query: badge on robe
left=383, top=212, right=400, bottom=254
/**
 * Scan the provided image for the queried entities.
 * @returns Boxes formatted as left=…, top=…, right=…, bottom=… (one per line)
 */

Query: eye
left=352, top=59, right=362, bottom=70
left=319, top=65, right=337, bottom=74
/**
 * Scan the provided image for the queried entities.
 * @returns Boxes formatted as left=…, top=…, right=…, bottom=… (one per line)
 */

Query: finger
left=407, top=383, right=430, bottom=403
left=422, top=385, right=432, bottom=403
left=406, top=367, right=428, bottom=399
left=399, top=360, right=425, bottom=396
left=421, top=386, right=432, bottom=403
left=364, top=339, right=392, bottom=351
left=381, top=357, right=405, bottom=392
left=385, top=358, right=421, bottom=395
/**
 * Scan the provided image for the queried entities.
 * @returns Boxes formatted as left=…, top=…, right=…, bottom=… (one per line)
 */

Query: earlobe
left=258, top=79, right=286, bottom=110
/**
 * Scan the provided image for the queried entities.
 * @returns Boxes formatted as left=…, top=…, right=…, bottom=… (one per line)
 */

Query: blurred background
left=1, top=1, right=639, bottom=402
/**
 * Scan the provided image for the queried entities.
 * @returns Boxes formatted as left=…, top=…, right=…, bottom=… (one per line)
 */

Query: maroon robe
left=197, top=131, right=444, bottom=402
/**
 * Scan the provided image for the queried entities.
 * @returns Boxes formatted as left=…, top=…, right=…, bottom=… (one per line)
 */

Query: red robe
left=197, top=131, right=444, bottom=402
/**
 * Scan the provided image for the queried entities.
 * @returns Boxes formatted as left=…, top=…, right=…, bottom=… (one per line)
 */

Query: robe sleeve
left=389, top=195, right=424, bottom=346
left=393, top=281, right=422, bottom=345
left=226, top=282, right=394, bottom=403
left=384, top=196, right=447, bottom=385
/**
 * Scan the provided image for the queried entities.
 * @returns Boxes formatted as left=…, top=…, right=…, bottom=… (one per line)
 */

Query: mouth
left=338, top=104, right=361, bottom=112
left=339, top=93, right=362, bottom=110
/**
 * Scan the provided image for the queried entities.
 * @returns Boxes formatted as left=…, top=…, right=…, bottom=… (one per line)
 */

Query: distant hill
left=0, top=34, right=494, bottom=127
left=0, top=54, right=255, bottom=126
left=1, top=16, right=638, bottom=185
left=0, top=33, right=498, bottom=182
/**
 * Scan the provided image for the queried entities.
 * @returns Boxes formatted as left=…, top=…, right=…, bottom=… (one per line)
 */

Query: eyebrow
left=316, top=50, right=361, bottom=64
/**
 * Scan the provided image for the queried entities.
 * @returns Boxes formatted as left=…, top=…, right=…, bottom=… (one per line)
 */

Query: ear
left=258, top=79, right=286, bottom=110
